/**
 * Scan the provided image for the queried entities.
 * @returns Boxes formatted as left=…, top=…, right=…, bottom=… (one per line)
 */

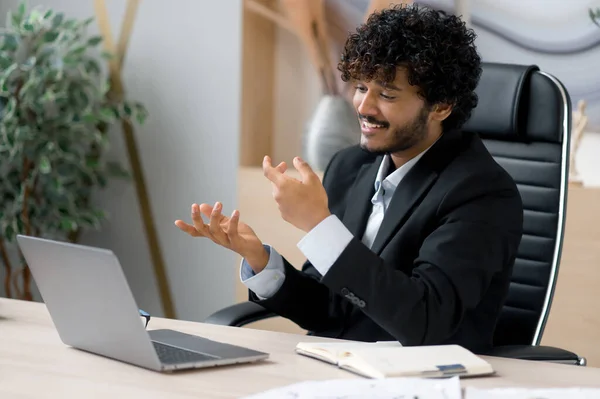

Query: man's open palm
left=174, top=203, right=268, bottom=271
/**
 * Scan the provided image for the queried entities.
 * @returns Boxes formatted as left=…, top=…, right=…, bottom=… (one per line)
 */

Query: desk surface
left=2, top=298, right=600, bottom=398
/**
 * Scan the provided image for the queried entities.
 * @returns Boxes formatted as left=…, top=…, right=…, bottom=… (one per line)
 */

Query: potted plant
left=0, top=2, right=147, bottom=300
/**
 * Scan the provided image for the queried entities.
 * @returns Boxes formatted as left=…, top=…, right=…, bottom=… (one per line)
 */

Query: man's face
left=352, top=68, right=431, bottom=154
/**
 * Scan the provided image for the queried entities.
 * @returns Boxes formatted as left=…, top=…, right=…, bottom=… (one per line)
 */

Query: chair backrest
left=462, top=62, right=571, bottom=347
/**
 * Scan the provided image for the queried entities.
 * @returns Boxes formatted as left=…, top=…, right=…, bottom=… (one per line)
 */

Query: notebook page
left=342, top=344, right=493, bottom=377
left=296, top=340, right=403, bottom=359
left=241, top=375, right=461, bottom=399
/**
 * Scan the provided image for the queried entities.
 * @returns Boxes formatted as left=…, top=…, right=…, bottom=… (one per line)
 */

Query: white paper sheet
left=242, top=376, right=461, bottom=399
left=465, top=387, right=600, bottom=399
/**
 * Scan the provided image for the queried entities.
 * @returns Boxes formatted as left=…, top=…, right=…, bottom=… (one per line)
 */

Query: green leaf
left=52, top=13, right=64, bottom=28
left=122, top=103, right=132, bottom=117
left=43, top=31, right=59, bottom=42
left=0, top=52, right=12, bottom=69
left=101, top=50, right=115, bottom=60
left=18, top=2, right=27, bottom=19
left=0, top=63, right=18, bottom=94
left=98, top=107, right=116, bottom=122
left=84, top=59, right=101, bottom=76
left=71, top=45, right=87, bottom=55
left=9, top=10, right=22, bottom=30
left=22, top=56, right=36, bottom=69
left=63, top=19, right=77, bottom=29
left=43, top=9, right=54, bottom=20
left=29, top=8, right=42, bottom=22
left=133, top=103, right=148, bottom=124
left=4, top=223, right=15, bottom=241
left=59, top=218, right=78, bottom=232
left=85, top=158, right=99, bottom=169
left=23, top=22, right=34, bottom=32
left=82, top=113, right=97, bottom=124
left=39, top=155, right=51, bottom=174
left=0, top=33, right=19, bottom=51
left=591, top=8, right=600, bottom=27
left=87, top=36, right=103, bottom=46
left=2, top=97, right=17, bottom=119
left=81, top=16, right=94, bottom=27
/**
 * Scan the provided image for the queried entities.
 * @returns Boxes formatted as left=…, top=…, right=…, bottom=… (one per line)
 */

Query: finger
left=199, top=203, right=214, bottom=218
left=293, top=156, right=317, bottom=183
left=191, top=203, right=212, bottom=237
left=209, top=202, right=229, bottom=244
left=202, top=202, right=228, bottom=224
left=275, top=161, right=287, bottom=174
left=263, top=155, right=286, bottom=185
left=226, top=209, right=240, bottom=242
left=174, top=220, right=202, bottom=237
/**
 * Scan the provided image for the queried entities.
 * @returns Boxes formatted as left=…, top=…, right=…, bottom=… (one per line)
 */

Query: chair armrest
left=203, top=302, right=277, bottom=327
left=486, top=345, right=586, bottom=366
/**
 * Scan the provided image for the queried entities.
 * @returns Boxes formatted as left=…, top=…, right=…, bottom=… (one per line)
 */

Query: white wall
left=0, top=0, right=242, bottom=321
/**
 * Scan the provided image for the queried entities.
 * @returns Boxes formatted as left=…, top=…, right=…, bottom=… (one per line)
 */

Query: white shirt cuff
left=239, top=245, right=285, bottom=299
left=297, top=215, right=354, bottom=277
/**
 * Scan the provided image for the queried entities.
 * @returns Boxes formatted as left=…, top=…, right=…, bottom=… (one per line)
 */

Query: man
left=175, top=4, right=523, bottom=353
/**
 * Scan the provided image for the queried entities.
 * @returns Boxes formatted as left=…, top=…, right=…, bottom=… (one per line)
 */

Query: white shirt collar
left=374, top=144, right=432, bottom=193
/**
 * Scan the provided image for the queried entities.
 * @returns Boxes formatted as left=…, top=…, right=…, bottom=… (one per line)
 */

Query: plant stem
left=19, top=158, right=33, bottom=301
left=0, top=237, right=13, bottom=298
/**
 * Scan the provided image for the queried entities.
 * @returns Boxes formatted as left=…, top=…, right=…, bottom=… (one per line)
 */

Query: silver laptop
left=16, top=234, right=269, bottom=372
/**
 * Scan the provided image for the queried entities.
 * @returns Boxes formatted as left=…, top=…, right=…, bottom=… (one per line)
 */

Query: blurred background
left=1, top=0, right=599, bottom=366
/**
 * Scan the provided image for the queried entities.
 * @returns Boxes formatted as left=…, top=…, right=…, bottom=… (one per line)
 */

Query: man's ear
left=430, top=103, right=453, bottom=122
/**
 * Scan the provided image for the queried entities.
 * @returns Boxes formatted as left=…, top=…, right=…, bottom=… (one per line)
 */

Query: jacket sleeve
left=319, top=171, right=523, bottom=345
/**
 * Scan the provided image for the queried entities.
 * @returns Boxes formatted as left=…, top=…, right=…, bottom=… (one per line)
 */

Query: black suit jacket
left=250, top=129, right=523, bottom=353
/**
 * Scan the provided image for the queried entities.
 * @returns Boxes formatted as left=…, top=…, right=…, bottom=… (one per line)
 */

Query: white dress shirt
left=240, top=149, right=430, bottom=299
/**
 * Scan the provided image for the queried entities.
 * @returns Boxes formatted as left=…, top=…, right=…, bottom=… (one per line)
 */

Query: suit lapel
left=369, top=130, right=463, bottom=254
left=369, top=163, right=437, bottom=254
left=341, top=156, right=382, bottom=238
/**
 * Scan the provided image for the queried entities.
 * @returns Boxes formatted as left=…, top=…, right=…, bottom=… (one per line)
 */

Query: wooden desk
left=1, top=299, right=600, bottom=398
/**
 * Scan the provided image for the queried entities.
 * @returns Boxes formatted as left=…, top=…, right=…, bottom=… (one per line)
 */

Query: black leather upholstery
left=205, top=62, right=584, bottom=365
left=462, top=62, right=582, bottom=364
left=204, top=301, right=276, bottom=327
left=463, top=63, right=568, bottom=348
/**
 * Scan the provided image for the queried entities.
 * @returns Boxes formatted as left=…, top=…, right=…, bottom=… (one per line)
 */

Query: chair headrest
left=463, top=63, right=540, bottom=140
left=463, top=63, right=564, bottom=141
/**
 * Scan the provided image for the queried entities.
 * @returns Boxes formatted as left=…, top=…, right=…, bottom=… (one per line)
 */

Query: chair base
left=485, top=344, right=585, bottom=366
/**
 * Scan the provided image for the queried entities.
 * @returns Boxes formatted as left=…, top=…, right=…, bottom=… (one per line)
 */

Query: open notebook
left=295, top=341, right=494, bottom=379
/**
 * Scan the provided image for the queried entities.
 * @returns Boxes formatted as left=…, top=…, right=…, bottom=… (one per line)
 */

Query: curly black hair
left=338, top=4, right=482, bottom=131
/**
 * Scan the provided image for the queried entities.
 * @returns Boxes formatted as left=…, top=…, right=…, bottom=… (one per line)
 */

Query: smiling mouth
left=360, top=118, right=388, bottom=135
left=362, top=120, right=387, bottom=129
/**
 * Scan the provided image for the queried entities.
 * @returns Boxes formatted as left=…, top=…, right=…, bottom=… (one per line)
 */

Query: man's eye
left=354, top=85, right=367, bottom=92
left=380, top=93, right=395, bottom=100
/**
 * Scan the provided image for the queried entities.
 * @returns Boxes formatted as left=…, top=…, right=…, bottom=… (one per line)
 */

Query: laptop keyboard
left=152, top=341, right=218, bottom=364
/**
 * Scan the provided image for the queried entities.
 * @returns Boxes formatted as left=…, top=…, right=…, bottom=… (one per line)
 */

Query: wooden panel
left=236, top=168, right=600, bottom=362
left=240, top=0, right=276, bottom=166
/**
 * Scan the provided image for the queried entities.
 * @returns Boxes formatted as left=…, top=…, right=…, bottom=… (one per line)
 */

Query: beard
left=359, top=105, right=430, bottom=155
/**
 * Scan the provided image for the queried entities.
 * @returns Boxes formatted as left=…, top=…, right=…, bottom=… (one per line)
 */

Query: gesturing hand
left=174, top=203, right=268, bottom=273
left=263, top=155, right=331, bottom=232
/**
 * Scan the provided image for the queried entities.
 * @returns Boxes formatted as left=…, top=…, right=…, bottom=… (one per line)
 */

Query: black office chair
left=205, top=62, right=585, bottom=366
